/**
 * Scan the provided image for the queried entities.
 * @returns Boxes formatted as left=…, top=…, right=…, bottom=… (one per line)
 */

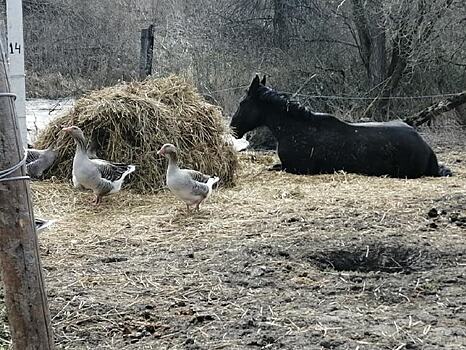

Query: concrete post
left=6, top=0, right=27, bottom=146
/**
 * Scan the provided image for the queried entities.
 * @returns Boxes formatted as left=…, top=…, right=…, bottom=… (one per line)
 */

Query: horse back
left=276, top=118, right=438, bottom=178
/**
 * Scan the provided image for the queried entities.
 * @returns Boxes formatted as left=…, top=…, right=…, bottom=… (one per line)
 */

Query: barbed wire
left=207, top=85, right=250, bottom=93
left=207, top=85, right=460, bottom=100
left=289, top=92, right=460, bottom=100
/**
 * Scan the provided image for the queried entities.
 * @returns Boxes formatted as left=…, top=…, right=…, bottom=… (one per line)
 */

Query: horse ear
left=260, top=75, right=266, bottom=86
left=249, top=75, right=260, bottom=95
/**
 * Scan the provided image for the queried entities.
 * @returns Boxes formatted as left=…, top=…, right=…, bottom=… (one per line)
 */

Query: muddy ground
left=1, top=130, right=465, bottom=349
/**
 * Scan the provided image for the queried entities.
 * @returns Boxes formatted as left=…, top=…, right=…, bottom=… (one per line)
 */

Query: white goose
left=63, top=126, right=135, bottom=205
left=157, top=143, right=220, bottom=212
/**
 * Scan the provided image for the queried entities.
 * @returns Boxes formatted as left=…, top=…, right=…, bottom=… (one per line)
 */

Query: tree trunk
left=368, top=23, right=386, bottom=89
left=273, top=0, right=291, bottom=50
left=370, top=33, right=409, bottom=120
left=351, top=0, right=387, bottom=119
left=353, top=0, right=454, bottom=121
left=403, top=91, right=466, bottom=126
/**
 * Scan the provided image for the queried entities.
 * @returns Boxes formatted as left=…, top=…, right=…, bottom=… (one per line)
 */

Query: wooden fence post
left=139, top=24, right=154, bottom=79
left=0, top=40, right=55, bottom=349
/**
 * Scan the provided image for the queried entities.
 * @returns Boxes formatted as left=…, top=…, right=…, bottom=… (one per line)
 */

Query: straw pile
left=35, top=75, right=238, bottom=192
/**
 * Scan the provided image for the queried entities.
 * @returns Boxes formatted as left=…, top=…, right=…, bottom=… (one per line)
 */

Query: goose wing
left=26, top=158, right=45, bottom=177
left=26, top=149, right=42, bottom=164
left=91, top=158, right=133, bottom=182
left=189, top=181, right=210, bottom=197
left=183, top=169, right=210, bottom=183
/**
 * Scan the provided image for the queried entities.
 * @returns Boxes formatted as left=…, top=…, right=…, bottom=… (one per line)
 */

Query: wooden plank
left=139, top=24, right=154, bottom=79
left=0, top=40, right=55, bottom=349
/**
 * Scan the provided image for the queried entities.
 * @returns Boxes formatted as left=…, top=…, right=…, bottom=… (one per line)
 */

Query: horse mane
left=256, top=86, right=336, bottom=122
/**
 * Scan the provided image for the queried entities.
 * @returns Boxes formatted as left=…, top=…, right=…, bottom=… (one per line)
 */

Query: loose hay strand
left=35, top=75, right=238, bottom=193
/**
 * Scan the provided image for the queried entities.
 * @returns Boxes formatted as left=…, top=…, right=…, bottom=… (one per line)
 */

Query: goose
left=35, top=218, right=56, bottom=232
left=62, top=126, right=135, bottom=205
left=157, top=143, right=220, bottom=212
left=222, top=134, right=250, bottom=152
left=230, top=135, right=250, bottom=152
left=26, top=145, right=58, bottom=179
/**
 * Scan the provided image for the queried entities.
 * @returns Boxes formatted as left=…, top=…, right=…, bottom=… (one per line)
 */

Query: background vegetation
left=1, top=0, right=465, bottom=120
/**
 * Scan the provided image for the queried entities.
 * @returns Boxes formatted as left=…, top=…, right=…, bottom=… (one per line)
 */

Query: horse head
left=230, top=74, right=267, bottom=138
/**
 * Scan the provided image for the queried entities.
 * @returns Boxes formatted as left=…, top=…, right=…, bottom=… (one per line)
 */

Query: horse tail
left=438, top=164, right=453, bottom=177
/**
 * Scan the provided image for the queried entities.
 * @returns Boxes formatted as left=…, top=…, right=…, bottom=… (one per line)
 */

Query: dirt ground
left=1, top=129, right=465, bottom=349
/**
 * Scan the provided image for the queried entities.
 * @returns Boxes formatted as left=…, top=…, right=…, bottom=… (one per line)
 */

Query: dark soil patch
left=308, top=242, right=447, bottom=273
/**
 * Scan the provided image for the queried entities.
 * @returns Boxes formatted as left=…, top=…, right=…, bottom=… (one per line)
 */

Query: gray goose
left=62, top=126, right=135, bottom=205
left=26, top=145, right=58, bottom=179
left=35, top=218, right=56, bottom=232
left=157, top=143, right=220, bottom=212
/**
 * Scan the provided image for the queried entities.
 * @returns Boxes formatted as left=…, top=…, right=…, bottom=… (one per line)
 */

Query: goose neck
left=73, top=134, right=87, bottom=154
left=167, top=153, right=179, bottom=169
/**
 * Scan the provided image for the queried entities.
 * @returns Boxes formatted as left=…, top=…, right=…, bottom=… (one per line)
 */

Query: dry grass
left=1, top=130, right=465, bottom=349
left=26, top=72, right=90, bottom=99
left=35, top=75, right=238, bottom=193
left=32, top=141, right=465, bottom=244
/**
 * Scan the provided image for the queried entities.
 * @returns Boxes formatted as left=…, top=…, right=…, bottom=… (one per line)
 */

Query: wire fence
left=207, top=83, right=464, bottom=122
left=208, top=84, right=461, bottom=100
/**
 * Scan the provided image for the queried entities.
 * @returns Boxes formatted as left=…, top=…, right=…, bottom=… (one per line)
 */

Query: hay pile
left=35, top=75, right=237, bottom=193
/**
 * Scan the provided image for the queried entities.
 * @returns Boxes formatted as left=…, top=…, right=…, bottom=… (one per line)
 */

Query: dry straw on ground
left=0, top=131, right=464, bottom=349
left=35, top=75, right=238, bottom=192
left=21, top=143, right=466, bottom=348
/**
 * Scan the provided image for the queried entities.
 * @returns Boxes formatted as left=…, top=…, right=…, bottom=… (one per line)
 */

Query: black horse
left=230, top=75, right=451, bottom=178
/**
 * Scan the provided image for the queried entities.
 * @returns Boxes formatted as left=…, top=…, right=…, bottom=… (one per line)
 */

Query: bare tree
left=351, top=0, right=386, bottom=90
left=1, top=0, right=462, bottom=128
left=350, top=0, right=456, bottom=119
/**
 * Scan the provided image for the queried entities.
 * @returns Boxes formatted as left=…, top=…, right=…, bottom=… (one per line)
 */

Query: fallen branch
left=403, top=91, right=466, bottom=126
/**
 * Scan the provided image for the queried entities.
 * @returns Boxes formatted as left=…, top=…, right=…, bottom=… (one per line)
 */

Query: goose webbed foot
left=92, top=195, right=103, bottom=206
